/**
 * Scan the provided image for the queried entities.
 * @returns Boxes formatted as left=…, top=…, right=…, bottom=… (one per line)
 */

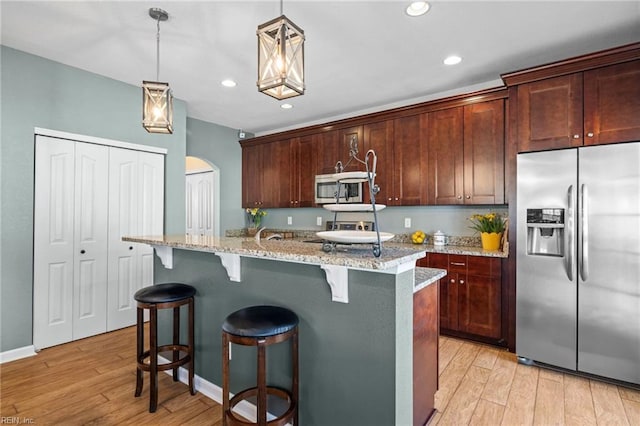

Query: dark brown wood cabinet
left=584, top=60, right=640, bottom=145
left=315, top=129, right=340, bottom=175
left=392, top=115, right=427, bottom=205
left=427, top=253, right=502, bottom=342
left=289, top=135, right=316, bottom=207
left=515, top=59, right=640, bottom=152
left=427, top=100, right=505, bottom=205
left=413, top=279, right=439, bottom=426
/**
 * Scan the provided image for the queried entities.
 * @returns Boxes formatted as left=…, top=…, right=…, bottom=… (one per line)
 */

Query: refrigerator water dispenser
left=526, top=208, right=564, bottom=257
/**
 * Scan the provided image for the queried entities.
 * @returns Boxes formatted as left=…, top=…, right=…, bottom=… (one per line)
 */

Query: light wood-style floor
left=2, top=327, right=639, bottom=425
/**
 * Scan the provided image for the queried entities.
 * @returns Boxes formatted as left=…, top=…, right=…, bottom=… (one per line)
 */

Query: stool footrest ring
left=136, top=344, right=191, bottom=372
left=226, top=386, right=296, bottom=426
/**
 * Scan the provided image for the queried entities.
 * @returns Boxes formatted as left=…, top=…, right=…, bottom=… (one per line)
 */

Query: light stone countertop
left=123, top=234, right=427, bottom=271
left=414, top=267, right=447, bottom=292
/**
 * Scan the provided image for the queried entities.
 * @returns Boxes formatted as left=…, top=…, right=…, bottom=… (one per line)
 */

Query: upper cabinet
left=583, top=61, right=640, bottom=145
left=503, top=44, right=640, bottom=153
left=427, top=100, right=505, bottom=205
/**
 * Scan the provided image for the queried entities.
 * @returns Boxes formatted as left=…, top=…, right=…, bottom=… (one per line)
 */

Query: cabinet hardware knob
left=587, top=132, right=594, bottom=137
left=80, top=250, right=86, bottom=254
left=457, top=195, right=462, bottom=199
left=466, top=195, right=470, bottom=199
left=573, top=134, right=580, bottom=139
left=450, top=279, right=455, bottom=283
left=395, top=197, right=399, bottom=201
left=129, top=246, right=133, bottom=250
left=459, top=280, right=465, bottom=284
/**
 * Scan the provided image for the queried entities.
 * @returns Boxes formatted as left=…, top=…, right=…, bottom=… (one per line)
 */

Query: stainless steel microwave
left=314, top=174, right=363, bottom=204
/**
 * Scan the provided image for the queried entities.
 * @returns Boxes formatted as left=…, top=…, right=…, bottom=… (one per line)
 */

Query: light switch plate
left=317, top=217, right=323, bottom=226
left=287, top=216, right=293, bottom=225
left=404, top=218, right=411, bottom=228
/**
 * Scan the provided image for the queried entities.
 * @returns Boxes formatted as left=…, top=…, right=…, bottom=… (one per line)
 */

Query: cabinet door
left=34, top=136, right=76, bottom=349
left=339, top=126, right=364, bottom=171
left=428, top=253, right=457, bottom=330
left=584, top=60, right=640, bottom=145
left=394, top=115, right=426, bottom=205
left=268, top=139, right=293, bottom=208
left=73, top=142, right=109, bottom=341
left=292, top=135, right=317, bottom=207
left=459, top=257, right=502, bottom=339
left=463, top=100, right=505, bottom=204
left=242, top=144, right=263, bottom=207
left=315, top=130, right=340, bottom=175
left=363, top=120, right=394, bottom=204
left=427, top=108, right=464, bottom=204
left=517, top=74, right=583, bottom=152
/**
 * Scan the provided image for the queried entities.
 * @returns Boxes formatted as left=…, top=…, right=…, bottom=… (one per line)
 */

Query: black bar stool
left=134, top=283, right=196, bottom=413
left=222, top=305, right=299, bottom=426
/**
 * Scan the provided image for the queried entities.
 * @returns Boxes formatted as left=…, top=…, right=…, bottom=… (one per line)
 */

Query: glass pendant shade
left=257, top=15, right=305, bottom=100
left=142, top=80, right=174, bottom=134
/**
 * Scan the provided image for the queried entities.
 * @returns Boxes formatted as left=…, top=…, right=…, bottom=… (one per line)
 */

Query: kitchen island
left=123, top=234, right=445, bottom=426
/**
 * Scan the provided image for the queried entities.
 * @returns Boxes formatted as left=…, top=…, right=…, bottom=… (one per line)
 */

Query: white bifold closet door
left=34, top=135, right=164, bottom=349
left=107, top=148, right=164, bottom=330
left=34, top=136, right=109, bottom=348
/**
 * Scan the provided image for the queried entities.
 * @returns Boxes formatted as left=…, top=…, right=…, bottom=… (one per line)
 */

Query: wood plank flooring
left=2, top=328, right=639, bottom=425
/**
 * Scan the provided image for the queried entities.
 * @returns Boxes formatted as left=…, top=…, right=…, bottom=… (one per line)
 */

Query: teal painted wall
left=186, top=117, right=247, bottom=232
left=0, top=46, right=189, bottom=352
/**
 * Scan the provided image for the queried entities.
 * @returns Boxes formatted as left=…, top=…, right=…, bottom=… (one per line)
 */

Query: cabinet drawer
left=447, top=255, right=468, bottom=273
left=467, top=256, right=501, bottom=277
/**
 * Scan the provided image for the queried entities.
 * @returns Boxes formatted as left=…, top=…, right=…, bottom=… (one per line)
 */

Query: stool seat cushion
left=134, top=283, right=196, bottom=304
left=223, top=305, right=299, bottom=338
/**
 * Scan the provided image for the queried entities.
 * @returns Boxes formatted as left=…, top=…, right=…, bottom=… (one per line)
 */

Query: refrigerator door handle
left=580, top=184, right=589, bottom=281
left=565, top=185, right=575, bottom=281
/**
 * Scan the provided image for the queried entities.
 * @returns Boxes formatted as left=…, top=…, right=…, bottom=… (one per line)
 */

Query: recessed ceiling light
left=221, top=79, right=237, bottom=87
left=281, top=103, right=293, bottom=109
left=444, top=55, right=462, bottom=65
left=406, top=1, right=430, bottom=17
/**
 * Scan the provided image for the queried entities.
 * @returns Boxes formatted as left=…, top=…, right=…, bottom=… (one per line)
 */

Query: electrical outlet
left=317, top=216, right=323, bottom=226
left=404, top=217, right=412, bottom=228
left=287, top=216, right=293, bottom=225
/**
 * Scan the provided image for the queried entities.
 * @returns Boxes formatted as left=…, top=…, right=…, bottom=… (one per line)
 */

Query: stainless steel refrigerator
left=516, top=142, right=640, bottom=386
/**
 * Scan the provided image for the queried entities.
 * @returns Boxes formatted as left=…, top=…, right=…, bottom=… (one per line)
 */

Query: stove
left=326, top=221, right=375, bottom=231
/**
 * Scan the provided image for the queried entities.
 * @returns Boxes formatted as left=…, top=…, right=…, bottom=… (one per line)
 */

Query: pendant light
left=257, top=0, right=305, bottom=100
left=142, top=8, right=173, bottom=134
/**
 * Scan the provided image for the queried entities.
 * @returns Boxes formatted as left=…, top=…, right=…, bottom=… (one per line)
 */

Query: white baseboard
left=0, top=345, right=37, bottom=364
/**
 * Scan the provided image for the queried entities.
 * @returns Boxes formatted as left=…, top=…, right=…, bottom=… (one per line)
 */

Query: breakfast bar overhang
left=124, top=235, right=444, bottom=426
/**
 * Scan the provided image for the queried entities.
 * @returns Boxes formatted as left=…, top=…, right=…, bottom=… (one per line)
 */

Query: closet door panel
left=107, top=147, right=140, bottom=330
left=33, top=136, right=75, bottom=349
left=73, top=143, right=109, bottom=340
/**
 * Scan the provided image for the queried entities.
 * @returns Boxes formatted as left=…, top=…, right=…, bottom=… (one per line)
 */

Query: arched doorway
left=185, top=156, right=220, bottom=237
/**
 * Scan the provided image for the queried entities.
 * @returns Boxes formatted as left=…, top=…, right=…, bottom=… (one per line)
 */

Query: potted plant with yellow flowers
left=245, top=207, right=267, bottom=236
left=469, top=212, right=506, bottom=251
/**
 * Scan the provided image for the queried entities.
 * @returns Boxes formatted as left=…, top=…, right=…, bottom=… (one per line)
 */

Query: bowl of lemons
left=411, top=230, right=426, bottom=244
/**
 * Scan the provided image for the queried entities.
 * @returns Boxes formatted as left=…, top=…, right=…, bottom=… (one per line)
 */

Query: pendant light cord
left=280, top=0, right=283, bottom=15
left=156, top=17, right=161, bottom=81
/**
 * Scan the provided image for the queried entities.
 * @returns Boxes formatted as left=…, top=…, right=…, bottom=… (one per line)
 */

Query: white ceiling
left=2, top=1, right=639, bottom=136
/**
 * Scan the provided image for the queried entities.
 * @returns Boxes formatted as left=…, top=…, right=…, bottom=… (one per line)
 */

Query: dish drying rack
left=319, top=136, right=390, bottom=257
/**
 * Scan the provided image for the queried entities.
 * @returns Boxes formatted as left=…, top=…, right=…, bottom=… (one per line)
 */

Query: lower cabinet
left=413, top=279, right=439, bottom=426
left=425, top=253, right=502, bottom=343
